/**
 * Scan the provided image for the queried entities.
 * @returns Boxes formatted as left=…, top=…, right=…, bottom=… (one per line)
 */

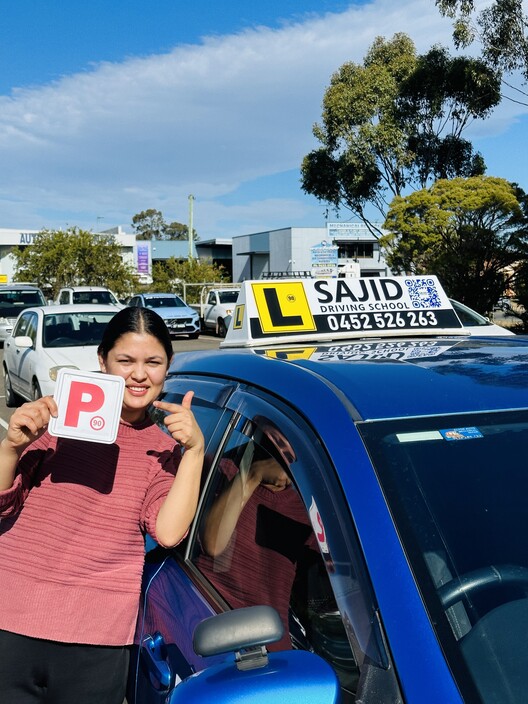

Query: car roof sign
left=221, top=275, right=464, bottom=348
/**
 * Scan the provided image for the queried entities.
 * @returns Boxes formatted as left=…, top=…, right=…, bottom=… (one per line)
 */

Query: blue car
left=127, top=292, right=200, bottom=339
left=128, top=276, right=528, bottom=704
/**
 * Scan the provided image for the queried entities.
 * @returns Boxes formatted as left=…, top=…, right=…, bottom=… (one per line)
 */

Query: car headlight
left=49, top=365, right=79, bottom=381
left=0, top=317, right=8, bottom=325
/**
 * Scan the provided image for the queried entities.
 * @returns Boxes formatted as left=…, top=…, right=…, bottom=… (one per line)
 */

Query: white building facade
left=0, top=227, right=136, bottom=283
left=232, top=224, right=390, bottom=282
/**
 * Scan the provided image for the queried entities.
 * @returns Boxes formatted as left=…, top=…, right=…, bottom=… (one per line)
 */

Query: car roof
left=61, top=286, right=111, bottom=291
left=168, top=276, right=528, bottom=421
left=24, top=304, right=119, bottom=315
left=0, top=284, right=43, bottom=290
left=169, top=336, right=528, bottom=421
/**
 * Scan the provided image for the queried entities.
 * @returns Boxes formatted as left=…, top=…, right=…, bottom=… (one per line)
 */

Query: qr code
left=404, top=278, right=441, bottom=308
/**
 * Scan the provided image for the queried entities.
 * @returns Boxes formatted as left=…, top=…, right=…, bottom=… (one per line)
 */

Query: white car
left=55, top=286, right=124, bottom=308
left=450, top=298, right=516, bottom=336
left=3, top=304, right=118, bottom=406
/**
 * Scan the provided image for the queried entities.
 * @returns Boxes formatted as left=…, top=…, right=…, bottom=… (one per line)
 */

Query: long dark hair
left=98, top=307, right=173, bottom=362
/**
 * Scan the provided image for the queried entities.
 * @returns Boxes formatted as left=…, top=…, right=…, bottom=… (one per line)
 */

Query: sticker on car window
left=396, top=431, right=443, bottom=443
left=440, top=427, right=483, bottom=441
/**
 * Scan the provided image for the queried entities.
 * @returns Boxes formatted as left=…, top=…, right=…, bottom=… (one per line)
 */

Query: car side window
left=13, top=313, right=30, bottom=337
left=207, top=292, right=215, bottom=305
left=25, top=313, right=38, bottom=345
left=189, top=406, right=359, bottom=696
left=59, top=291, right=69, bottom=305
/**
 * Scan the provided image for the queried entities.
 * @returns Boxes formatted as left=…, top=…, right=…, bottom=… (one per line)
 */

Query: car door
left=127, top=375, right=238, bottom=704
left=16, top=310, right=39, bottom=399
left=6, top=311, right=37, bottom=397
left=129, top=379, right=396, bottom=704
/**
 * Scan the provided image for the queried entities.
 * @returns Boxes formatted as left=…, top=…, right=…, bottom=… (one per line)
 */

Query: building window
left=336, top=242, right=375, bottom=259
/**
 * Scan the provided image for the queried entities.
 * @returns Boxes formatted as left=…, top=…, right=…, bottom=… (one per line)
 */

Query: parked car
left=0, top=284, right=47, bottom=345
left=3, top=304, right=118, bottom=405
left=127, top=293, right=200, bottom=339
left=493, top=296, right=514, bottom=313
left=56, top=286, right=124, bottom=308
left=189, top=285, right=241, bottom=337
left=449, top=298, right=515, bottom=336
left=128, top=275, right=528, bottom=704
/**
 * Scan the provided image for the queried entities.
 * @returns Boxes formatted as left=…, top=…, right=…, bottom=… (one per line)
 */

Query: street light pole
left=188, top=194, right=194, bottom=260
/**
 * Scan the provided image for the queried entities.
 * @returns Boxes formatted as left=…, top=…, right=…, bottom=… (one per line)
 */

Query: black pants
left=0, top=629, right=130, bottom=704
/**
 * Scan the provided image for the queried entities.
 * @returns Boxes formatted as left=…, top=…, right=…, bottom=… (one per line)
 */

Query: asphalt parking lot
left=0, top=333, right=221, bottom=442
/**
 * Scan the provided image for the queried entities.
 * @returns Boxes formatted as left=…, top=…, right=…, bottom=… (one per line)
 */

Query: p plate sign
left=49, top=368, right=125, bottom=444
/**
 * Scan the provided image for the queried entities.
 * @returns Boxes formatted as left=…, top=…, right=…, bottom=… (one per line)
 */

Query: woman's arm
left=0, top=396, right=57, bottom=491
left=152, top=391, right=205, bottom=548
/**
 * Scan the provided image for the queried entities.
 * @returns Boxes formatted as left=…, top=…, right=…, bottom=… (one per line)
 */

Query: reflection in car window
left=13, top=313, right=30, bottom=337
left=42, top=312, right=116, bottom=347
left=218, top=291, right=239, bottom=304
left=25, top=313, right=37, bottom=344
left=191, top=410, right=360, bottom=699
left=0, top=289, right=46, bottom=317
left=144, top=296, right=185, bottom=309
left=72, top=291, right=116, bottom=305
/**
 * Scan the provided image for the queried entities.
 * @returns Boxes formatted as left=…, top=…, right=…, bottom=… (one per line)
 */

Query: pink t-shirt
left=0, top=418, right=180, bottom=646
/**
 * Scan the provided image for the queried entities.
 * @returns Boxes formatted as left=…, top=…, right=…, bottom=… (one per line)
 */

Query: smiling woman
left=0, top=305, right=205, bottom=704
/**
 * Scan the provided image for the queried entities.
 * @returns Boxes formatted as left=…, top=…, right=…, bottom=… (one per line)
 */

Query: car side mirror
left=170, top=606, right=340, bottom=704
left=14, top=335, right=34, bottom=349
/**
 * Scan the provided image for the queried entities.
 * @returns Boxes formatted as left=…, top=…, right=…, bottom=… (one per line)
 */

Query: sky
left=0, top=0, right=527, bottom=240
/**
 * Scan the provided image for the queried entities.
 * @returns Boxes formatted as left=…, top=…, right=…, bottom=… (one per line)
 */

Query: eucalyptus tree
left=301, top=33, right=501, bottom=235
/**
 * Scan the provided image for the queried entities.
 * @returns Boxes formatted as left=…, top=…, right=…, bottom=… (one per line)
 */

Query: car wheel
left=217, top=318, right=227, bottom=338
left=3, top=366, right=18, bottom=408
left=32, top=380, right=42, bottom=401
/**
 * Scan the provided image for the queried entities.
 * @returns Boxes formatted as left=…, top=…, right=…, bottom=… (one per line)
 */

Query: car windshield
left=72, top=290, right=118, bottom=305
left=0, top=289, right=46, bottom=317
left=145, top=296, right=185, bottom=308
left=450, top=299, right=489, bottom=327
left=359, top=410, right=528, bottom=703
left=218, top=290, right=239, bottom=304
left=43, top=311, right=117, bottom=347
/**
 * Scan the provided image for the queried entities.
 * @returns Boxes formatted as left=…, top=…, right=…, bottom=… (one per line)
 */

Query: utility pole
left=188, top=194, right=194, bottom=260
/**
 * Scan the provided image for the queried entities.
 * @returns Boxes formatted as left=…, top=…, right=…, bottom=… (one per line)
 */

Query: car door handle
left=140, top=632, right=174, bottom=692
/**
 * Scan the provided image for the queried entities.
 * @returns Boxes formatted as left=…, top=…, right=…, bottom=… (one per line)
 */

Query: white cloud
left=0, top=0, right=526, bottom=236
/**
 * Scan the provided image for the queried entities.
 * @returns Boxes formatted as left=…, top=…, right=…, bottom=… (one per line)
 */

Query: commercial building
left=0, top=221, right=389, bottom=285
left=231, top=223, right=390, bottom=281
left=0, top=226, right=136, bottom=284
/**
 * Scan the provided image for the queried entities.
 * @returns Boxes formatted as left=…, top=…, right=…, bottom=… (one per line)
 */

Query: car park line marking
left=0, top=415, right=8, bottom=430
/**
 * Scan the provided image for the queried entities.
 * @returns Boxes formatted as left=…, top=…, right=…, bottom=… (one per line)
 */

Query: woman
left=0, top=306, right=204, bottom=704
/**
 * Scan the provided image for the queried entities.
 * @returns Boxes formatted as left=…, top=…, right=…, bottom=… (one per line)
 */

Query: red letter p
left=64, top=381, right=105, bottom=427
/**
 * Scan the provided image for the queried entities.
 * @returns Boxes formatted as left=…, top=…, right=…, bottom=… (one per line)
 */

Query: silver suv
left=0, top=284, right=47, bottom=344
left=127, top=292, right=200, bottom=338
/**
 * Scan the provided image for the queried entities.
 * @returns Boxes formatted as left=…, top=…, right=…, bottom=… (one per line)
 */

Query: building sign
left=135, top=241, right=152, bottom=280
left=327, top=222, right=376, bottom=240
left=19, top=232, right=38, bottom=245
left=223, top=276, right=464, bottom=348
left=310, top=240, right=338, bottom=278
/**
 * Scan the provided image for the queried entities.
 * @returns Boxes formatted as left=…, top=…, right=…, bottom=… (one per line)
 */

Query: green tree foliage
left=132, top=209, right=165, bottom=240
left=132, top=209, right=198, bottom=241
left=150, top=257, right=228, bottom=302
left=436, top=0, right=528, bottom=80
left=301, top=34, right=500, bottom=234
left=382, top=176, right=528, bottom=313
left=12, top=228, right=137, bottom=300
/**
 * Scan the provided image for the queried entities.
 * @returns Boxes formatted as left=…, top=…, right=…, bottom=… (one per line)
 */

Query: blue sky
left=0, top=0, right=526, bottom=239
